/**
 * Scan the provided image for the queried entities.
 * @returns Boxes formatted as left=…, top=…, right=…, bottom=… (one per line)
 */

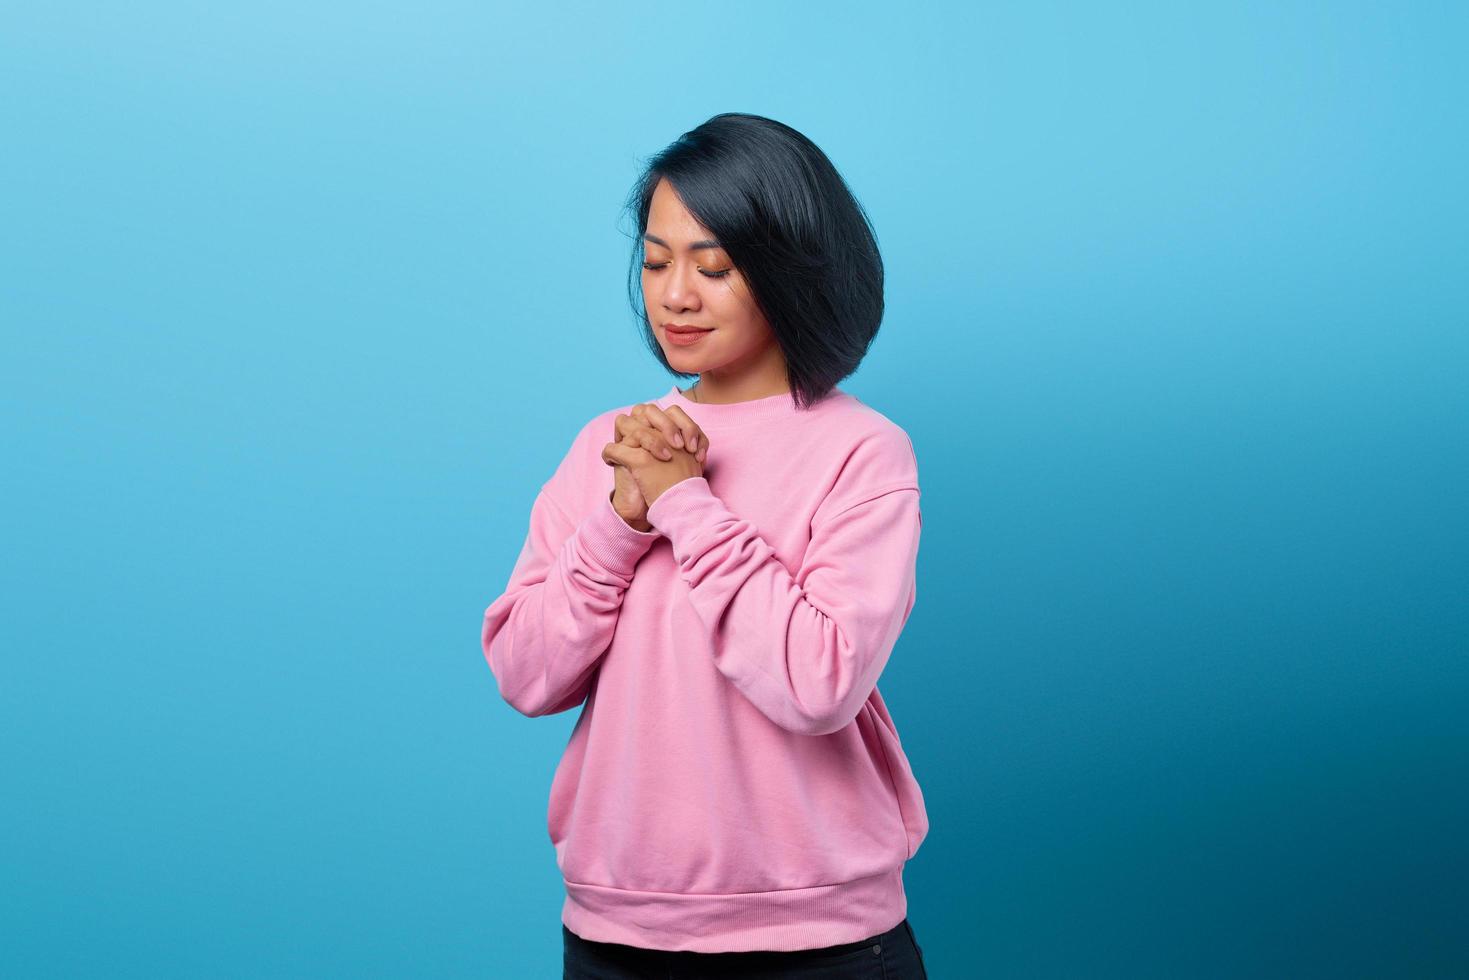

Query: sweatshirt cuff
left=575, top=491, right=663, bottom=575
left=645, top=476, right=724, bottom=550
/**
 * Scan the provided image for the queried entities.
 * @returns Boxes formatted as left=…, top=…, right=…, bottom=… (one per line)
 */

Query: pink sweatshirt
left=482, top=383, right=928, bottom=953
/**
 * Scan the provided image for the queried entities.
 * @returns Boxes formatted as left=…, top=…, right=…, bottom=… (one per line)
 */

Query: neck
left=686, top=376, right=791, bottom=405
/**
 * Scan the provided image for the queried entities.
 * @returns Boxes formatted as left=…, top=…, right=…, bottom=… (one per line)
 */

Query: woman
left=483, top=112, right=930, bottom=978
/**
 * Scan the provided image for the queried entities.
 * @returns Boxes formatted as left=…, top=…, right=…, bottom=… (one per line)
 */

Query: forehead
left=645, top=179, right=722, bottom=249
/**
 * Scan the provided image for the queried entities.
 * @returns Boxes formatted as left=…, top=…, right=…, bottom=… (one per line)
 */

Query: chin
left=664, top=349, right=707, bottom=366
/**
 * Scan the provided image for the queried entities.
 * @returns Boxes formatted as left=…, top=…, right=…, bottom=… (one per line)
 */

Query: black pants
left=563, top=917, right=928, bottom=979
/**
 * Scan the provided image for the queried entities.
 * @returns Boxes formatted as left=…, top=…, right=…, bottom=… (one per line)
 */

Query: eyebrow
left=644, top=233, right=723, bottom=252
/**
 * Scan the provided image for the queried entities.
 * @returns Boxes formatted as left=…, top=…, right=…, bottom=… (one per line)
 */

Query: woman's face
left=641, top=177, right=776, bottom=378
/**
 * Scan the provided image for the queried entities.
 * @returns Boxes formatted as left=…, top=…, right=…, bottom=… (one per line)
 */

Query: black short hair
left=622, top=112, right=885, bottom=410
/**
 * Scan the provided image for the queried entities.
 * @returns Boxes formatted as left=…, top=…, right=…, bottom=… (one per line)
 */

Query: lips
left=664, top=323, right=714, bottom=347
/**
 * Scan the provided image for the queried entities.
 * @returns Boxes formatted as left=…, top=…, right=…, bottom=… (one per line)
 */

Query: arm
left=482, top=485, right=662, bottom=717
left=645, top=476, right=922, bottom=736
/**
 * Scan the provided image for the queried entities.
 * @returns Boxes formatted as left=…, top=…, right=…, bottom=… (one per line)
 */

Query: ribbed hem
left=644, top=475, right=716, bottom=540
left=574, top=492, right=662, bottom=576
left=560, top=866, right=908, bottom=953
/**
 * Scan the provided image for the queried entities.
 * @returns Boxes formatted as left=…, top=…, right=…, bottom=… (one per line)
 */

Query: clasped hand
left=602, top=402, right=709, bottom=527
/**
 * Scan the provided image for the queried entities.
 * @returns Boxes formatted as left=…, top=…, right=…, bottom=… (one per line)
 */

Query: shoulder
left=825, top=392, right=920, bottom=476
left=539, top=397, right=657, bottom=512
left=568, top=403, right=630, bottom=450
left=812, top=393, right=920, bottom=521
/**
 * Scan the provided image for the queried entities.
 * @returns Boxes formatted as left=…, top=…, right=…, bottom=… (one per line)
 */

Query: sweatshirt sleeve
left=482, top=429, right=663, bottom=718
left=644, top=465, right=922, bottom=737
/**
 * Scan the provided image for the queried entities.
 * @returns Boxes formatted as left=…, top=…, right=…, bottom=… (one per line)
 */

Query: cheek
left=718, top=282, right=763, bottom=328
left=640, top=276, right=660, bottom=308
left=710, top=277, right=749, bottom=312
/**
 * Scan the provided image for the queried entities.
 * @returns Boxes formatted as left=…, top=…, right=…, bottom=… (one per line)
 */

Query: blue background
left=3, top=2, right=1465, bottom=977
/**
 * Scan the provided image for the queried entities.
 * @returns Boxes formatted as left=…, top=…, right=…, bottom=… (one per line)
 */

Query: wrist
left=609, top=490, right=653, bottom=533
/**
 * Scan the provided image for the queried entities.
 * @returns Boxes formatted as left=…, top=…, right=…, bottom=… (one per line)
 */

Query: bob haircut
left=623, top=112, right=885, bottom=410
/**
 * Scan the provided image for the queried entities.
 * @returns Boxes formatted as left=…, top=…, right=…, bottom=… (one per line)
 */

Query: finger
left=615, top=415, right=674, bottom=460
left=612, top=413, right=644, bottom=442
left=637, top=429, right=675, bottom=461
left=614, top=411, right=668, bottom=448
left=610, top=412, right=635, bottom=447
left=619, top=404, right=702, bottom=459
left=614, top=432, right=641, bottom=467
left=602, top=441, right=653, bottom=469
left=660, top=405, right=705, bottom=455
left=630, top=402, right=686, bottom=451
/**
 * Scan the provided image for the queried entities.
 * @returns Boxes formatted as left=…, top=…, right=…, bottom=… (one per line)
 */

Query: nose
left=660, top=262, right=702, bottom=314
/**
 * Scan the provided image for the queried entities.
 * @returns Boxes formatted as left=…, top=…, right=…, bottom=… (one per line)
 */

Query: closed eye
left=642, top=261, right=731, bottom=279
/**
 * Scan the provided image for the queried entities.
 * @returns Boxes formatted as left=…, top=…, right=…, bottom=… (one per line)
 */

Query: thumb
left=602, top=441, right=651, bottom=469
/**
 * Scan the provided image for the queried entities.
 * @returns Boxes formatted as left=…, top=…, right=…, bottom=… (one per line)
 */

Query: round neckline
left=659, top=383, right=837, bottom=425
